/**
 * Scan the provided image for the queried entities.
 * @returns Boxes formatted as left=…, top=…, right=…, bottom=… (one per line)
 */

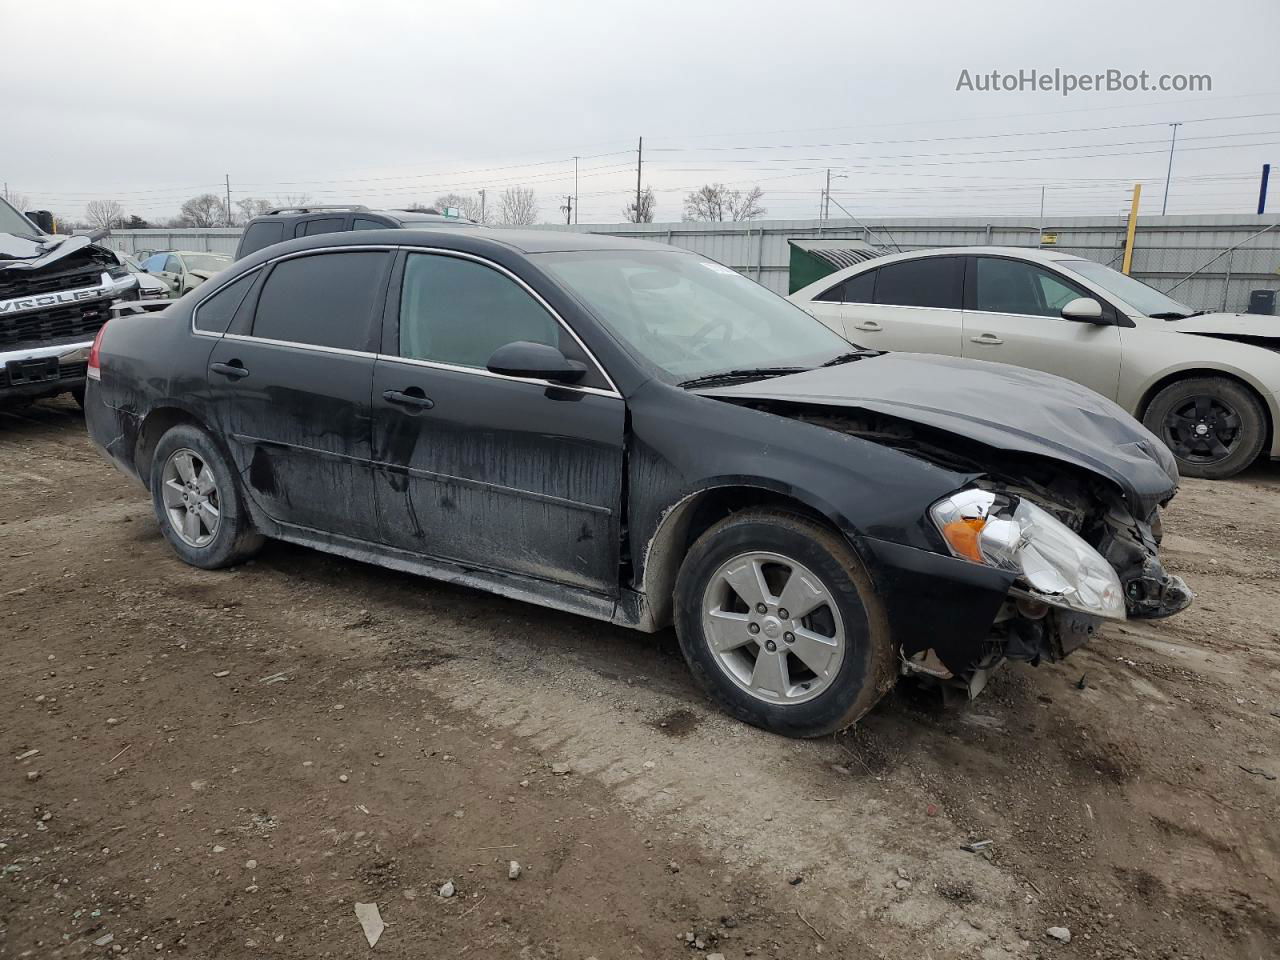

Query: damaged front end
left=763, top=403, right=1192, bottom=699
left=910, top=479, right=1192, bottom=696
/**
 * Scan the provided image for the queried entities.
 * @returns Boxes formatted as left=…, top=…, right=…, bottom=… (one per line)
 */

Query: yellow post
left=1122, top=183, right=1142, bottom=275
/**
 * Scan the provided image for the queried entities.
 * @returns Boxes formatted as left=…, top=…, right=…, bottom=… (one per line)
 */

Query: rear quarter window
left=193, top=271, right=259, bottom=334
left=238, top=221, right=286, bottom=258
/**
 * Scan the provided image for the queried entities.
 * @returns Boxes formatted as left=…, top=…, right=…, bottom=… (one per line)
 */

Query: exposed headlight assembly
left=930, top=488, right=1125, bottom=620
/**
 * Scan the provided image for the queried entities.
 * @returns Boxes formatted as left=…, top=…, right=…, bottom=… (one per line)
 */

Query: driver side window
left=397, top=253, right=606, bottom=388
left=973, top=258, right=1088, bottom=318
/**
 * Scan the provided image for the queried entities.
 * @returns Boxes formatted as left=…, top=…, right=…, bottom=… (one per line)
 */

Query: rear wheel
left=673, top=509, right=894, bottom=738
left=149, top=424, right=264, bottom=568
left=1143, top=377, right=1266, bottom=480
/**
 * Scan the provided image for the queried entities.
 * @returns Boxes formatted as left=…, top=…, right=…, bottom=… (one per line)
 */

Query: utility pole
left=1161, top=122, right=1181, bottom=216
left=573, top=156, right=579, bottom=225
left=634, top=137, right=643, bottom=224
left=225, top=174, right=232, bottom=227
left=479, top=189, right=486, bottom=223
left=1037, top=186, right=1045, bottom=245
left=561, top=195, right=574, bottom=225
left=1122, top=183, right=1142, bottom=275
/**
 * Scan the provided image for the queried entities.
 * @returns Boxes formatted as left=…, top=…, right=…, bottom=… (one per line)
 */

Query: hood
left=1165, top=311, right=1279, bottom=343
left=698, top=352, right=1179, bottom=512
left=0, top=233, right=105, bottom=272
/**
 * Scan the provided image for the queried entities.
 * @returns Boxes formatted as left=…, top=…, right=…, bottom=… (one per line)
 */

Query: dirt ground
left=1, top=397, right=1277, bottom=960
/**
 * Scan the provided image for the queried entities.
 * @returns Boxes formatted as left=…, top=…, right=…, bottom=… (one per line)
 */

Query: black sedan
left=84, top=228, right=1191, bottom=737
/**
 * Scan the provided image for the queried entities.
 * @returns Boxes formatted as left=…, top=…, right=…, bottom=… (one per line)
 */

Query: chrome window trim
left=852, top=302, right=964, bottom=314
left=394, top=245, right=621, bottom=397
left=189, top=243, right=622, bottom=398
left=190, top=264, right=265, bottom=336
left=220, top=332, right=379, bottom=359
left=374, top=352, right=620, bottom=399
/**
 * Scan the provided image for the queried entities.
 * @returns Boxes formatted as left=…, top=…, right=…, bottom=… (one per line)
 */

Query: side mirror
left=486, top=341, right=586, bottom=384
left=1061, top=297, right=1108, bottom=324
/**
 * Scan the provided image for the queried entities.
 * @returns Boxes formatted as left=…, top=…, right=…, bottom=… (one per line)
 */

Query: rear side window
left=353, top=218, right=388, bottom=230
left=300, top=217, right=346, bottom=236
left=239, top=221, right=285, bottom=257
left=874, top=257, right=963, bottom=309
left=251, top=252, right=386, bottom=351
left=817, top=269, right=876, bottom=304
left=194, top=271, right=258, bottom=334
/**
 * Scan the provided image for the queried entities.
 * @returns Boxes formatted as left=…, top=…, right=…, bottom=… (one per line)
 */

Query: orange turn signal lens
left=940, top=516, right=986, bottom=564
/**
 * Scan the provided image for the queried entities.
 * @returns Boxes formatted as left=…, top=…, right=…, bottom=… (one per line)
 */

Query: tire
left=149, top=423, right=264, bottom=569
left=70, top=387, right=85, bottom=409
left=673, top=509, right=895, bottom=738
left=1142, top=377, right=1267, bottom=480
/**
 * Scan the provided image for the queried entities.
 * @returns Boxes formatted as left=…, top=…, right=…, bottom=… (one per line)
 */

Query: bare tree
left=178, top=193, right=226, bottom=228
left=2, top=186, right=31, bottom=212
left=85, top=199, right=126, bottom=231
left=433, top=192, right=489, bottom=223
left=623, top=186, right=657, bottom=223
left=274, top=193, right=312, bottom=210
left=683, top=184, right=766, bottom=222
left=683, top=184, right=729, bottom=222
left=496, top=187, right=538, bottom=226
left=234, top=197, right=275, bottom=224
left=727, top=186, right=766, bottom=221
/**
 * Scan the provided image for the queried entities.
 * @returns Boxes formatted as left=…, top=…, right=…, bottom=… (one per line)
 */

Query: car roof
left=169, top=250, right=231, bottom=258
left=854, top=245, right=1086, bottom=268
left=235, top=226, right=682, bottom=268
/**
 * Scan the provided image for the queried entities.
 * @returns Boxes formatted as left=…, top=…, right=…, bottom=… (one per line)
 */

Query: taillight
left=87, top=323, right=108, bottom=381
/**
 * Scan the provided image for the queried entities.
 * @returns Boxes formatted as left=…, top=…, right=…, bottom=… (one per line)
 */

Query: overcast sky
left=4, top=0, right=1279, bottom=224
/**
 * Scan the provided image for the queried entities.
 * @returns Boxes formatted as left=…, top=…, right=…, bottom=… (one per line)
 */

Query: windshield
left=1064, top=259, right=1195, bottom=317
left=183, top=254, right=231, bottom=272
left=539, top=251, right=853, bottom=384
left=0, top=196, right=38, bottom=237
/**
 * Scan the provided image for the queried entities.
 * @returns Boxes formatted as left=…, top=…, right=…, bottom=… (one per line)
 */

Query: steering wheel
left=688, top=318, right=734, bottom=356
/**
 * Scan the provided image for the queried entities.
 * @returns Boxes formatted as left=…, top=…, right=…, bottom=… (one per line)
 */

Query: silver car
left=791, top=246, right=1280, bottom=479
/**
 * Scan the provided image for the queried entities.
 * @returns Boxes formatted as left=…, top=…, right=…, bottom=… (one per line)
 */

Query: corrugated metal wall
left=101, top=215, right=1280, bottom=313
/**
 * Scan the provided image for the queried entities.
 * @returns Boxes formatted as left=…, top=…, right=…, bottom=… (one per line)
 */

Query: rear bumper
left=0, top=339, right=93, bottom=402
left=84, top=380, right=144, bottom=484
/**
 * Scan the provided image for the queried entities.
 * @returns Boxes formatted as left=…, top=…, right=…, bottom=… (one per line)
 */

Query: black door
left=205, top=249, right=392, bottom=540
left=371, top=250, right=625, bottom=594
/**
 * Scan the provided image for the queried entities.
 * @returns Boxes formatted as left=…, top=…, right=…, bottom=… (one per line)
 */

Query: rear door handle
left=210, top=360, right=250, bottom=379
left=969, top=334, right=1004, bottom=345
left=853, top=321, right=882, bottom=332
left=383, top=388, right=434, bottom=411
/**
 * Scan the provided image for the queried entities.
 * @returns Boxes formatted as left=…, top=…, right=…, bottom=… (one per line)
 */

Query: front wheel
left=1142, top=377, right=1267, bottom=480
left=673, top=510, right=895, bottom=738
left=149, top=424, right=264, bottom=568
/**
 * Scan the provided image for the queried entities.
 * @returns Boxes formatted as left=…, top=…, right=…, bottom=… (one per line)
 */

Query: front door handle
left=969, top=334, right=1004, bottom=345
left=383, top=388, right=434, bottom=411
left=210, top=360, right=250, bottom=379
left=853, top=320, right=882, bottom=332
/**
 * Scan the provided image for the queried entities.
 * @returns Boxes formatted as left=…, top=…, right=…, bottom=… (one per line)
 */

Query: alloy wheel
left=160, top=448, right=221, bottom=547
left=1162, top=394, right=1241, bottom=465
left=700, top=551, right=846, bottom=706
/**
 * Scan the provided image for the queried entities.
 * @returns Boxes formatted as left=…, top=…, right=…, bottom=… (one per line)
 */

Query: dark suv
left=235, top=205, right=475, bottom=260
